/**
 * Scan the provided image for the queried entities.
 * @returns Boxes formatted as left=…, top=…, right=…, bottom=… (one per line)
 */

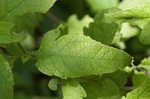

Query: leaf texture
left=36, top=25, right=132, bottom=78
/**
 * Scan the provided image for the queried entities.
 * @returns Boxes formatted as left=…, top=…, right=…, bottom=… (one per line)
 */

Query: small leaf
left=120, top=23, right=139, bottom=40
left=138, top=57, right=150, bottom=72
left=48, top=78, right=58, bottom=91
left=62, top=80, right=86, bottom=99
left=66, top=15, right=93, bottom=34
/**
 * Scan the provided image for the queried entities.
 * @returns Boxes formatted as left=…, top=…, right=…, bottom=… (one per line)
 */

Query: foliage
left=1, top=0, right=150, bottom=99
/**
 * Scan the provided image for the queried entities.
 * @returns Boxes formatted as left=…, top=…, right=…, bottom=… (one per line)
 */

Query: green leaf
left=129, top=18, right=150, bottom=29
left=138, top=57, right=150, bottom=71
left=132, top=71, right=148, bottom=88
left=62, top=80, right=86, bottom=99
left=0, top=21, right=24, bottom=44
left=120, top=22, right=139, bottom=40
left=3, top=0, right=56, bottom=19
left=126, top=37, right=148, bottom=54
left=0, top=54, right=14, bottom=99
left=10, top=13, right=42, bottom=34
left=0, top=0, right=8, bottom=19
left=84, top=12, right=119, bottom=45
left=118, top=0, right=149, bottom=10
left=36, top=25, right=132, bottom=78
left=81, top=78, right=121, bottom=99
left=104, top=70, right=128, bottom=88
left=48, top=78, right=58, bottom=91
left=138, top=22, right=150, bottom=45
left=85, top=0, right=119, bottom=13
left=126, top=77, right=150, bottom=99
left=6, top=43, right=25, bottom=57
left=108, top=1, right=150, bottom=19
left=122, top=96, right=126, bottom=99
left=66, top=15, right=93, bottom=34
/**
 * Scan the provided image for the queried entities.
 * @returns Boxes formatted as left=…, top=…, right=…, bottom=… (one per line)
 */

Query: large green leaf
left=36, top=25, right=132, bottom=78
left=62, top=80, right=86, bottom=99
left=0, top=54, right=14, bottom=99
left=126, top=77, right=150, bottom=99
left=0, top=21, right=24, bottom=44
left=81, top=78, right=121, bottom=99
